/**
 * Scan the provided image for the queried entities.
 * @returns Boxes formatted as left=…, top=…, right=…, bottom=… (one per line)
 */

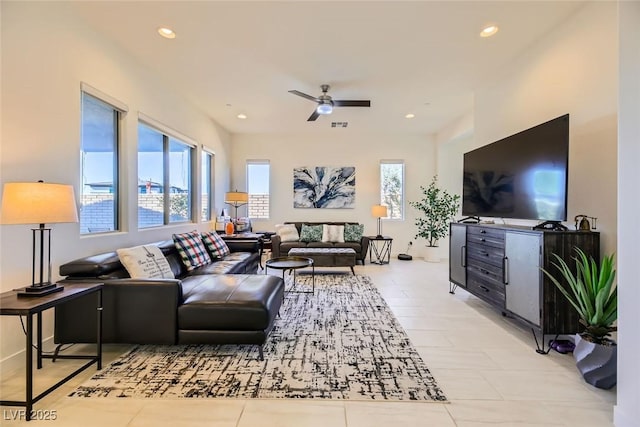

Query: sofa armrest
left=55, top=278, right=181, bottom=345
left=271, top=235, right=282, bottom=258
left=225, top=239, right=260, bottom=253
left=360, top=236, right=370, bottom=261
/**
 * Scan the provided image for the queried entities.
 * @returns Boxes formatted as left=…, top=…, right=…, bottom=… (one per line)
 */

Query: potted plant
left=542, top=248, right=617, bottom=389
left=409, top=176, right=460, bottom=262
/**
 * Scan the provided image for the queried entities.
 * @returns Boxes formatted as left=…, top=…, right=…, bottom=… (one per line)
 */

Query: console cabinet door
left=449, top=223, right=466, bottom=287
left=505, top=232, right=542, bottom=326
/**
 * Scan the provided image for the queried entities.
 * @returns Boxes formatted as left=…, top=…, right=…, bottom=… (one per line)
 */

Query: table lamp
left=371, top=204, right=388, bottom=238
left=224, top=190, right=249, bottom=234
left=1, top=181, right=79, bottom=297
left=225, top=190, right=248, bottom=221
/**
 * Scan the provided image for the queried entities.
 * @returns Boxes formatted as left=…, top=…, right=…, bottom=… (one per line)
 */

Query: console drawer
left=467, top=261, right=505, bottom=289
left=467, top=273, right=506, bottom=307
left=467, top=228, right=505, bottom=249
left=467, top=242, right=504, bottom=267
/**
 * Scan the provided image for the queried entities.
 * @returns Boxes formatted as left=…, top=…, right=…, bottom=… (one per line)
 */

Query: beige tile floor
left=0, top=259, right=616, bottom=426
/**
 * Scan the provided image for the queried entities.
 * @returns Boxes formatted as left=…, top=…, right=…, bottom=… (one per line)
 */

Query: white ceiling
left=66, top=1, right=585, bottom=135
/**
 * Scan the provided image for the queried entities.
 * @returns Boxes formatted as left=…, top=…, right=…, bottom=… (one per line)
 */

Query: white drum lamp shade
left=1, top=182, right=78, bottom=296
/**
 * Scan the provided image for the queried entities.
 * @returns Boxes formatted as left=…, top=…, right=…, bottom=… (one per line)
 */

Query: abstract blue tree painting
left=293, top=166, right=355, bottom=208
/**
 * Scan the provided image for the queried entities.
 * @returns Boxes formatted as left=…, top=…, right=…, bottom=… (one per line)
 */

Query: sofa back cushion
left=172, top=231, right=212, bottom=271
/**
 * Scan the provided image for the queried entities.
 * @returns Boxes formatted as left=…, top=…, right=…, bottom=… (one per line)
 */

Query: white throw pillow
left=322, top=224, right=345, bottom=243
left=275, top=224, right=300, bottom=242
left=117, top=245, right=175, bottom=279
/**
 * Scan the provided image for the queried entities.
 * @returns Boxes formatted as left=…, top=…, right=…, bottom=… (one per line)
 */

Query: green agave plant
left=543, top=248, right=617, bottom=345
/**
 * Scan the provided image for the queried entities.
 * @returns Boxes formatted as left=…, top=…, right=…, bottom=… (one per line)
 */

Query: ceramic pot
left=423, top=246, right=440, bottom=263
left=573, top=333, right=617, bottom=389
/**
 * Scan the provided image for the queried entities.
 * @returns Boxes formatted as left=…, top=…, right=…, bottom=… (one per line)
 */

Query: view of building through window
left=138, top=123, right=193, bottom=228
left=380, top=161, right=404, bottom=219
left=247, top=161, right=270, bottom=219
left=80, top=93, right=120, bottom=234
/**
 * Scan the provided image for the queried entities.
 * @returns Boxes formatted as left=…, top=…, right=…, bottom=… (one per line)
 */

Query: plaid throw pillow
left=172, top=231, right=211, bottom=271
left=344, top=223, right=364, bottom=241
left=201, top=231, right=231, bottom=259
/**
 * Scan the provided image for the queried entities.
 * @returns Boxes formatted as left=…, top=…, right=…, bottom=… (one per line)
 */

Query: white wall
left=464, top=2, right=618, bottom=255
left=615, top=2, right=640, bottom=425
left=230, top=132, right=437, bottom=258
left=0, top=3, right=232, bottom=367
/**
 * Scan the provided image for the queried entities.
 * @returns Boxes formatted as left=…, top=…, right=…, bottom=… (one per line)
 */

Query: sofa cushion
left=201, top=231, right=231, bottom=258
left=344, top=223, right=365, bottom=241
left=300, top=224, right=323, bottom=242
left=116, top=244, right=175, bottom=279
left=275, top=224, right=299, bottom=242
left=189, top=252, right=258, bottom=275
left=179, top=274, right=284, bottom=330
left=172, top=231, right=212, bottom=271
left=322, top=224, right=344, bottom=243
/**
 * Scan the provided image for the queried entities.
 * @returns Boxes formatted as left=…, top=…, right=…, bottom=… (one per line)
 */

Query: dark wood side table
left=367, top=236, right=393, bottom=265
left=0, top=283, right=103, bottom=421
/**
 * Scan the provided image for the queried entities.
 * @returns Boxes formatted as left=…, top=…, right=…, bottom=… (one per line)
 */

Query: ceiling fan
left=288, top=84, right=371, bottom=121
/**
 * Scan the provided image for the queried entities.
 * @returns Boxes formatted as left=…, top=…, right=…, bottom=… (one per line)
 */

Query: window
left=138, top=119, right=194, bottom=228
left=380, top=161, right=404, bottom=219
left=201, top=150, right=214, bottom=222
left=247, top=160, right=270, bottom=219
left=80, top=86, right=126, bottom=234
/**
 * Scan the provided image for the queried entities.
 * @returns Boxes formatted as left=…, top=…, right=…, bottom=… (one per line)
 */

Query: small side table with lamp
left=0, top=181, right=104, bottom=420
left=224, top=190, right=249, bottom=234
left=369, top=204, right=393, bottom=264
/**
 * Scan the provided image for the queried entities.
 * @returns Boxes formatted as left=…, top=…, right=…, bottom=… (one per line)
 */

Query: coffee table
left=265, top=256, right=315, bottom=293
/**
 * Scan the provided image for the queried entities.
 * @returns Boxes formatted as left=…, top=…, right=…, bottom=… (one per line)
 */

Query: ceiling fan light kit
left=316, top=102, right=333, bottom=115
left=289, top=84, right=370, bottom=121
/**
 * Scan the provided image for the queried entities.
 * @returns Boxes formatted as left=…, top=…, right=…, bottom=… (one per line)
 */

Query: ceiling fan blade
left=307, top=109, right=320, bottom=121
left=333, top=100, right=371, bottom=107
left=289, top=90, right=320, bottom=103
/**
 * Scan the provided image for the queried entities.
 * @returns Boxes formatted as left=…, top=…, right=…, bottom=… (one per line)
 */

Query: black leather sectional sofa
left=54, top=239, right=284, bottom=359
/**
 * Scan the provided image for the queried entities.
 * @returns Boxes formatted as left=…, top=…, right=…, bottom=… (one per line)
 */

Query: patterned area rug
left=71, top=274, right=447, bottom=401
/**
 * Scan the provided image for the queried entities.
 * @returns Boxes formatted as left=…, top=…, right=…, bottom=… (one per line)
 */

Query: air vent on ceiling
left=331, top=122, right=348, bottom=128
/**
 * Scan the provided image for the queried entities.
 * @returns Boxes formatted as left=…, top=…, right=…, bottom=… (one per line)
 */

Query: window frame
left=246, top=160, right=270, bottom=220
left=137, top=114, right=197, bottom=228
left=79, top=83, right=127, bottom=235
left=379, top=160, right=405, bottom=220
left=201, top=148, right=215, bottom=222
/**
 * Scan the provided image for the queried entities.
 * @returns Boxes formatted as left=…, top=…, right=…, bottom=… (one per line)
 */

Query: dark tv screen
left=462, top=114, right=569, bottom=221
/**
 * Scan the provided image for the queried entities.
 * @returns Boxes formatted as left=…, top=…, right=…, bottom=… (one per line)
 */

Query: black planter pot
left=573, top=334, right=617, bottom=389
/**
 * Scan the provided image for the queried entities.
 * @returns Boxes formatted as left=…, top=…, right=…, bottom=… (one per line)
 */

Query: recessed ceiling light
left=480, top=25, right=499, bottom=38
left=405, top=113, right=415, bottom=119
left=158, top=27, right=176, bottom=39
left=237, top=113, right=247, bottom=120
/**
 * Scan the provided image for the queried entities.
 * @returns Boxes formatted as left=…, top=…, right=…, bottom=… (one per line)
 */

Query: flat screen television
left=462, top=114, right=569, bottom=225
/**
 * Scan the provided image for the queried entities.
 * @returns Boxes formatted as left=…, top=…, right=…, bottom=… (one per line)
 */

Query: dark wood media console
left=449, top=223, right=600, bottom=353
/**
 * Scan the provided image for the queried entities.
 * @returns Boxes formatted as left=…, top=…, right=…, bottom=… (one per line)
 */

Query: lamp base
left=16, top=283, right=64, bottom=298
